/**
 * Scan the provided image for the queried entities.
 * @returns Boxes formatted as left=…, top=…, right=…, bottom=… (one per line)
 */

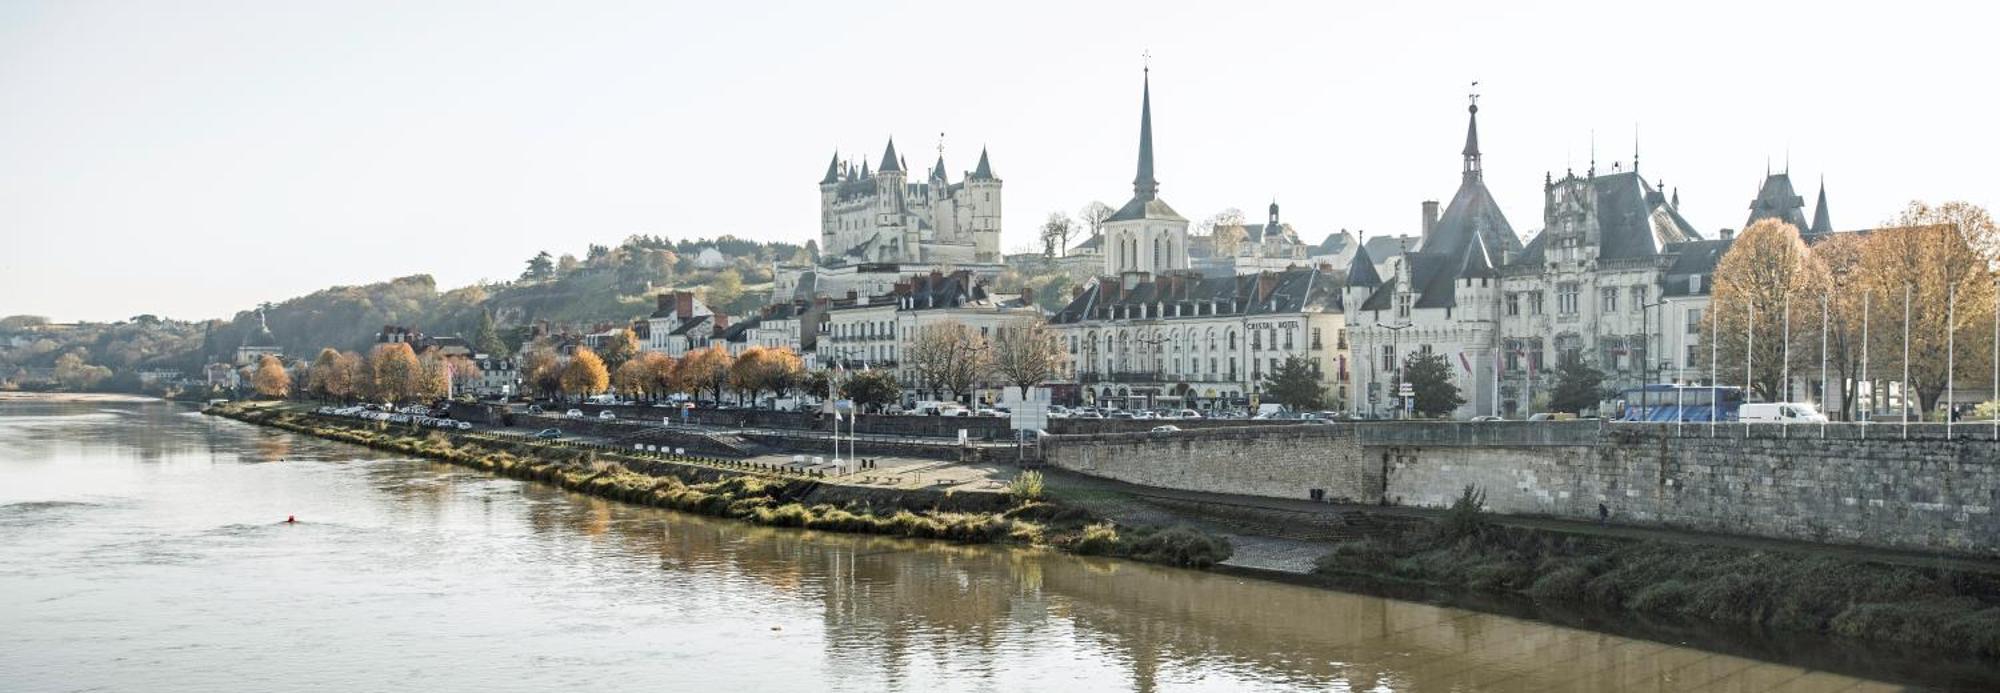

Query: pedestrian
left=1597, top=502, right=1609, bottom=525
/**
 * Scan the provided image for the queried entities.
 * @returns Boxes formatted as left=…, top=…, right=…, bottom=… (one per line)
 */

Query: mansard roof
left=1510, top=172, right=1701, bottom=266
left=1661, top=238, right=1734, bottom=297
left=1050, top=267, right=1340, bottom=324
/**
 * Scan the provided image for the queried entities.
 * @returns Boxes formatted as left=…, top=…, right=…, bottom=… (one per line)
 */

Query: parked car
left=1107, top=411, right=1135, bottom=420
left=527, top=404, right=543, bottom=414
left=1471, top=415, right=1505, bottom=422
left=455, top=421, right=473, bottom=430
left=533, top=428, right=563, bottom=440
left=598, top=410, right=617, bottom=421
left=1174, top=409, right=1203, bottom=419
left=565, top=409, right=584, bottom=419
left=1150, top=424, right=1182, bottom=433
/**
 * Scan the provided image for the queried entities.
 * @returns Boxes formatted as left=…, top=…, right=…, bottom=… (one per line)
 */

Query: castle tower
left=966, top=147, right=1002, bottom=262
left=874, top=138, right=910, bottom=262
left=818, top=151, right=841, bottom=257
left=1101, top=67, right=1189, bottom=277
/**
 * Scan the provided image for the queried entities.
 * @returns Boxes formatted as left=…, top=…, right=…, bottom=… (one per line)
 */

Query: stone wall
left=1043, top=422, right=2000, bottom=557
left=563, top=401, right=1301, bottom=438
left=1043, top=426, right=1376, bottom=503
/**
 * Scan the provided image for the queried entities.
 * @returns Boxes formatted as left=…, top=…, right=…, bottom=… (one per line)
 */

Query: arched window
left=1228, top=330, right=1238, bottom=350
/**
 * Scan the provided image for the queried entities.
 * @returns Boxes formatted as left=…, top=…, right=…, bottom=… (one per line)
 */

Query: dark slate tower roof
left=1346, top=237, right=1382, bottom=287
left=1107, top=69, right=1184, bottom=222
left=1810, top=179, right=1833, bottom=236
left=969, top=147, right=997, bottom=181
left=877, top=139, right=902, bottom=173
left=1459, top=234, right=1496, bottom=278
left=1745, top=172, right=1810, bottom=230
left=1422, top=99, right=1519, bottom=271
left=820, top=151, right=841, bottom=185
left=931, top=154, right=947, bottom=181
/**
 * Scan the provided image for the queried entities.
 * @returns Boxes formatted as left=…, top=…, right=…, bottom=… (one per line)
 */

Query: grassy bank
left=209, top=404, right=1232, bottom=569
left=1314, top=488, right=2000, bottom=657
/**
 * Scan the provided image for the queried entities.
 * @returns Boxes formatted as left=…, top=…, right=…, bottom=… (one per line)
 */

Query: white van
left=1740, top=402, right=1828, bottom=423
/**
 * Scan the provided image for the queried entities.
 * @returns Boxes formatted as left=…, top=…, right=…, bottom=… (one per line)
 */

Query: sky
left=3, top=0, right=1995, bottom=322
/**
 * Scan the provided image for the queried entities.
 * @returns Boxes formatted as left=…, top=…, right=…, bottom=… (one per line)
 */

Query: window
left=1311, top=328, right=1323, bottom=350
left=1505, top=344, right=1520, bottom=372
left=1419, top=344, right=1434, bottom=356
left=1632, top=286, right=1648, bottom=311
left=1529, top=291, right=1546, bottom=315
left=1506, top=293, right=1520, bottom=316
left=1251, top=331, right=1262, bottom=350
left=1396, top=294, right=1412, bottom=319
left=1689, top=275, right=1705, bottom=294
left=1381, top=345, right=1395, bottom=371
left=1686, top=342, right=1700, bottom=367
left=1557, top=284, right=1579, bottom=315
left=1283, top=331, right=1293, bottom=350
left=1227, top=331, right=1237, bottom=350
left=1601, top=287, right=1618, bottom=313
left=1686, top=308, right=1702, bottom=334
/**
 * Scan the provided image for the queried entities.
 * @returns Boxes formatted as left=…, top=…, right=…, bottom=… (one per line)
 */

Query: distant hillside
left=1, top=234, right=807, bottom=392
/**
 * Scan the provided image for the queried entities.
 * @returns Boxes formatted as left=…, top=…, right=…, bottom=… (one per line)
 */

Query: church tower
left=1101, top=66, right=1189, bottom=277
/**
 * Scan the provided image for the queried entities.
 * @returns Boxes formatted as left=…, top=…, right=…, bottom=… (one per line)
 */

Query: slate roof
left=667, top=315, right=711, bottom=337
left=877, top=139, right=902, bottom=173
left=1050, top=267, right=1340, bottom=324
left=718, top=316, right=761, bottom=343
left=1314, top=231, right=1354, bottom=256
left=1745, top=172, right=1810, bottom=231
left=1810, top=181, right=1833, bottom=237
left=1345, top=239, right=1382, bottom=288
left=1106, top=70, right=1183, bottom=223
left=969, top=147, right=996, bottom=181
left=820, top=152, right=841, bottom=185
left=1661, top=239, right=1734, bottom=297
left=1509, top=172, right=1701, bottom=266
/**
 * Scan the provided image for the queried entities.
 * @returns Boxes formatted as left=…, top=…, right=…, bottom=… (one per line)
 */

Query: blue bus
left=1613, top=384, right=1744, bottom=422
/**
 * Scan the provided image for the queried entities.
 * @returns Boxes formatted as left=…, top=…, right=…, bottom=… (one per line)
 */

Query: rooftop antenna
left=1633, top=123, right=1641, bottom=175
left=1589, top=129, right=1596, bottom=177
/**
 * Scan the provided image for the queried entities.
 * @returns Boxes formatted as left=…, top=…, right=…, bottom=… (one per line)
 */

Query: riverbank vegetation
left=211, top=404, right=1230, bottom=570
left=1314, top=486, right=2000, bottom=657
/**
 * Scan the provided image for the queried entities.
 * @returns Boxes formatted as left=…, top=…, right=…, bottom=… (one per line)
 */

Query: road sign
left=1398, top=382, right=1414, bottom=397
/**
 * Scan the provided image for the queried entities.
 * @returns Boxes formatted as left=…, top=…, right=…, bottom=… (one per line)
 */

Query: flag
left=1458, top=351, right=1472, bottom=374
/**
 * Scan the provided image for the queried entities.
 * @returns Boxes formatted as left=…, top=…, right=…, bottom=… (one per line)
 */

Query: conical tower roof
left=878, top=138, right=902, bottom=173
left=969, top=147, right=996, bottom=180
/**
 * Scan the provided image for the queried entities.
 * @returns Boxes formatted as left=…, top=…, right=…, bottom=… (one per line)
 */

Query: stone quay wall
left=1044, top=422, right=2000, bottom=557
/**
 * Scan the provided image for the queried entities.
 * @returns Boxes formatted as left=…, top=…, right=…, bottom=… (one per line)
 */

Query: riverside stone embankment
left=1044, top=421, right=2000, bottom=558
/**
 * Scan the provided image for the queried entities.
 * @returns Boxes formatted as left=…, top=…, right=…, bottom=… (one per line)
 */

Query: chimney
left=1421, top=200, right=1441, bottom=245
left=1720, top=228, right=1736, bottom=240
left=1121, top=270, right=1148, bottom=291
left=712, top=313, right=729, bottom=330
left=656, top=293, right=673, bottom=314
left=1256, top=273, right=1278, bottom=302
left=675, top=291, right=694, bottom=318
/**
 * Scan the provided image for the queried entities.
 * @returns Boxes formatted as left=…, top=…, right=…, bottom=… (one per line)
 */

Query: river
left=0, top=399, right=1976, bottom=691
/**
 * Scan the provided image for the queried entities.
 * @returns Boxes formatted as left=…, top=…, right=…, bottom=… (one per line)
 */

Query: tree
left=416, top=350, right=452, bottom=400
left=520, top=345, right=562, bottom=399
left=1547, top=358, right=1606, bottom=415
left=705, top=269, right=744, bottom=309
left=842, top=370, right=901, bottom=412
left=1401, top=351, right=1463, bottom=418
left=1077, top=201, right=1114, bottom=245
left=641, top=351, right=678, bottom=399
left=52, top=352, right=110, bottom=390
left=522, top=251, right=555, bottom=281
left=367, top=342, right=422, bottom=404
left=472, top=309, right=506, bottom=357
left=1851, top=202, right=1998, bottom=415
left=1815, top=232, right=1868, bottom=419
left=447, top=357, right=481, bottom=397
left=908, top=321, right=992, bottom=402
left=251, top=354, right=291, bottom=398
left=1261, top=356, right=1326, bottom=411
left=559, top=347, right=609, bottom=399
left=1203, top=208, right=1248, bottom=255
left=612, top=357, right=654, bottom=401
left=1040, top=212, right=1076, bottom=258
left=333, top=351, right=364, bottom=400
left=1705, top=219, right=1831, bottom=401
left=596, top=329, right=640, bottom=372
left=991, top=318, right=1060, bottom=399
left=801, top=369, right=834, bottom=402
left=677, top=346, right=734, bottom=402
left=307, top=348, right=344, bottom=399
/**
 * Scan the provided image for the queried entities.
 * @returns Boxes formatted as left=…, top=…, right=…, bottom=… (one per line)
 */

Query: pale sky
left=3, top=0, right=1994, bottom=322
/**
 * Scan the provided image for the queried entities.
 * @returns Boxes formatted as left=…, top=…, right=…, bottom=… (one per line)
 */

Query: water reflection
left=0, top=400, right=1970, bottom=692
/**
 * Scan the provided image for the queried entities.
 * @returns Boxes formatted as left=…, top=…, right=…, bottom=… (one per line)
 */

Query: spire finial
left=1633, top=123, right=1640, bottom=174
left=1461, top=82, right=1483, bottom=181
left=1142, top=49, right=1151, bottom=73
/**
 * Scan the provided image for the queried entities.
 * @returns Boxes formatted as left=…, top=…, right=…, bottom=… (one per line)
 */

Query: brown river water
left=0, top=399, right=1986, bottom=691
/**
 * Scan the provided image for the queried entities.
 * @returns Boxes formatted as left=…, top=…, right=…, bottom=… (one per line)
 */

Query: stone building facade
left=817, top=139, right=1002, bottom=266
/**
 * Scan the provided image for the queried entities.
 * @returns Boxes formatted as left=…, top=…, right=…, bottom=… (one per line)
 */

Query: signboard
left=1398, top=382, right=1414, bottom=397
left=1003, top=387, right=1051, bottom=431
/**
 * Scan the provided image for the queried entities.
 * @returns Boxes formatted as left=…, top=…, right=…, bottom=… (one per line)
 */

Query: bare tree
left=1040, top=212, right=1076, bottom=258
left=1078, top=201, right=1114, bottom=242
left=907, top=321, right=992, bottom=403
left=992, top=318, right=1061, bottom=399
left=1203, top=208, right=1248, bottom=255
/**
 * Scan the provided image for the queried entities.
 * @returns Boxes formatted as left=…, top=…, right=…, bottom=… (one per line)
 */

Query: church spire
left=1133, top=66, right=1158, bottom=200
left=1462, top=86, right=1483, bottom=182
left=1810, top=178, right=1833, bottom=236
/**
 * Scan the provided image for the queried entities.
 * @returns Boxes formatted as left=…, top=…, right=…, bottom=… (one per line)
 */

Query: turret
left=965, top=147, right=1002, bottom=261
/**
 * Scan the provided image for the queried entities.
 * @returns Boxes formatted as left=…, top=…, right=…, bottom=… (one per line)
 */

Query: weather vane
left=1469, top=81, right=1480, bottom=107
left=1142, top=49, right=1151, bottom=72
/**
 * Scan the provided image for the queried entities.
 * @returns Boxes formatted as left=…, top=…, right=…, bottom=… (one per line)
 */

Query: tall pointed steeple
left=1810, top=178, right=1833, bottom=236
left=1133, top=68, right=1158, bottom=200
left=1462, top=90, right=1483, bottom=182
left=878, top=138, right=902, bottom=173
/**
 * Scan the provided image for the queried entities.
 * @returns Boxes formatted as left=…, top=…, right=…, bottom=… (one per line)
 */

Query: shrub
left=1007, top=470, right=1045, bottom=501
left=1125, top=526, right=1234, bottom=568
left=1438, top=485, right=1487, bottom=540
left=1072, top=522, right=1121, bottom=556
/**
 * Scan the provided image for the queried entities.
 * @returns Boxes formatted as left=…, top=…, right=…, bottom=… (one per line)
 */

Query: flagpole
left=1711, top=298, right=1719, bottom=435
left=1782, top=293, right=1791, bottom=439
left=1861, top=292, right=1869, bottom=439
left=1948, top=284, right=1956, bottom=438
left=1820, top=295, right=1828, bottom=437
left=1676, top=300, right=1686, bottom=436
left=1903, top=284, right=1912, bottom=440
